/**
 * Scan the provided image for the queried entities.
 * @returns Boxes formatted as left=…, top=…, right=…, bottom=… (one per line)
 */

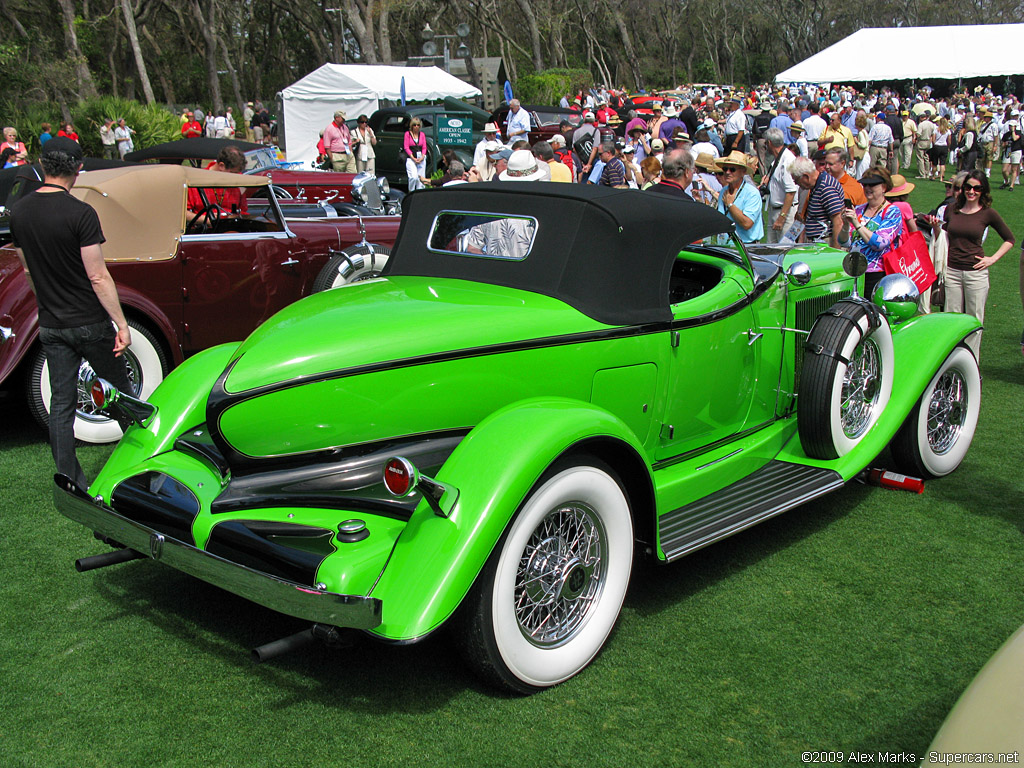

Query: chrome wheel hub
left=74, top=354, right=141, bottom=423
left=927, top=368, right=967, bottom=454
left=515, top=503, right=605, bottom=647
left=841, top=338, right=881, bottom=439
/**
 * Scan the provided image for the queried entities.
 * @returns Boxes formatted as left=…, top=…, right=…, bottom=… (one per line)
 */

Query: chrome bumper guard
left=52, top=475, right=382, bottom=630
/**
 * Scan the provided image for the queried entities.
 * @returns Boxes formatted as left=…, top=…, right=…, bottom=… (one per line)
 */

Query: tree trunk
left=609, top=6, right=640, bottom=90
left=342, top=0, right=379, bottom=64
left=378, top=2, right=392, bottom=63
left=140, top=25, right=176, bottom=105
left=220, top=36, right=245, bottom=119
left=55, top=0, right=99, bottom=99
left=512, top=0, right=544, bottom=71
left=190, top=0, right=224, bottom=113
left=120, top=0, right=155, bottom=104
left=0, top=0, right=28, bottom=37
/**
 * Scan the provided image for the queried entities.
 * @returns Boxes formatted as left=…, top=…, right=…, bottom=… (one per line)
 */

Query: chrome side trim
left=180, top=231, right=292, bottom=243
left=52, top=475, right=382, bottom=630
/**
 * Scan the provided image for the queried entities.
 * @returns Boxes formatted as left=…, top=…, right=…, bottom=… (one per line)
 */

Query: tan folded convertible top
left=71, top=165, right=271, bottom=263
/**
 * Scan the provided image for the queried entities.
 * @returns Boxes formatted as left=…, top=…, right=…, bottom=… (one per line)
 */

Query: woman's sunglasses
left=964, top=183, right=983, bottom=192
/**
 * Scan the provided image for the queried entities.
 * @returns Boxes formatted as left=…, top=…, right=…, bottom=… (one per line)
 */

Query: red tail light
left=90, top=379, right=106, bottom=409
left=383, top=457, right=418, bottom=497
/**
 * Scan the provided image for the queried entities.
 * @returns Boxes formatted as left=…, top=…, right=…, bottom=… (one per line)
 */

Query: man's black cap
left=41, top=136, right=83, bottom=162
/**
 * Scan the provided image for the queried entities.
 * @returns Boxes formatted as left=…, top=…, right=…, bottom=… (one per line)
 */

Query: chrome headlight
left=872, top=273, right=919, bottom=323
left=349, top=174, right=368, bottom=205
left=377, top=176, right=390, bottom=197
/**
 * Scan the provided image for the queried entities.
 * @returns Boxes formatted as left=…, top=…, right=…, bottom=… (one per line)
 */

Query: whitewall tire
left=891, top=345, right=981, bottom=478
left=459, top=459, right=634, bottom=692
left=28, top=319, right=168, bottom=444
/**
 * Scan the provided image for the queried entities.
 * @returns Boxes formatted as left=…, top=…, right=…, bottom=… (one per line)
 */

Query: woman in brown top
left=934, top=170, right=1015, bottom=359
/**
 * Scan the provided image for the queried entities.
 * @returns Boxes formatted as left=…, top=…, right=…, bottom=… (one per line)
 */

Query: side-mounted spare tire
left=311, top=244, right=391, bottom=291
left=890, top=345, right=980, bottom=478
left=798, top=298, right=894, bottom=460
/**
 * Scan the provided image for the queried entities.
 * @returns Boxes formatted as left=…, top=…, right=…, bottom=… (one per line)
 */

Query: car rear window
left=427, top=211, right=538, bottom=261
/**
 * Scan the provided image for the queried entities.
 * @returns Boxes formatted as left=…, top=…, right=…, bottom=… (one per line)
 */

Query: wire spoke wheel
left=515, top=503, right=606, bottom=648
left=798, top=300, right=893, bottom=460
left=927, top=368, right=967, bottom=454
left=73, top=354, right=143, bottom=423
left=458, top=460, right=633, bottom=692
left=891, top=346, right=980, bottom=478
left=841, top=337, right=882, bottom=439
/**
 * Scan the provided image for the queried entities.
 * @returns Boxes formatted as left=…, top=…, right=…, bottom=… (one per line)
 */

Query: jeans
left=39, top=320, right=131, bottom=490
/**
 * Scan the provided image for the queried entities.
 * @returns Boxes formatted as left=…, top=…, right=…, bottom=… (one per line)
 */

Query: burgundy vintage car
left=125, top=138, right=403, bottom=214
left=0, top=164, right=399, bottom=443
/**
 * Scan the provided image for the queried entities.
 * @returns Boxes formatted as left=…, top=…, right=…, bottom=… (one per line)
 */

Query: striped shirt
left=804, top=171, right=845, bottom=243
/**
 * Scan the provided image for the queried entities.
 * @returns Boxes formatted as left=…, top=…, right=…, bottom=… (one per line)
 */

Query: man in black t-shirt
left=10, top=136, right=132, bottom=490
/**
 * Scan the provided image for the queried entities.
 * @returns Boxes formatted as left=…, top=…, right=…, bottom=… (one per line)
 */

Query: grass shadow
left=627, top=481, right=874, bottom=617
left=87, top=556, right=475, bottom=709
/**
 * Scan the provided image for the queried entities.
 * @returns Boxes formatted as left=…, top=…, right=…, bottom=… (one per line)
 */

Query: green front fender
left=91, top=343, right=240, bottom=496
left=367, top=397, right=651, bottom=641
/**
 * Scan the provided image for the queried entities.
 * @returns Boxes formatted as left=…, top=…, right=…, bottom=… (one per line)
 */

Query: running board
left=658, top=461, right=844, bottom=562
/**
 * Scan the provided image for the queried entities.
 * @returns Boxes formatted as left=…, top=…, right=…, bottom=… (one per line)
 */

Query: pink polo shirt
left=323, top=121, right=351, bottom=154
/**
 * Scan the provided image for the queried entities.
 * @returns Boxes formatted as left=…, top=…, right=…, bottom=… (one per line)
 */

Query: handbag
left=883, top=226, right=936, bottom=293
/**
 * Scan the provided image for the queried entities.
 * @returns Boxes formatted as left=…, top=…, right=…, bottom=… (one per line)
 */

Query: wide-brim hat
left=483, top=122, right=500, bottom=133
left=885, top=175, right=915, bottom=197
left=715, top=150, right=749, bottom=171
left=498, top=149, right=547, bottom=181
left=790, top=121, right=805, bottom=134
left=607, top=114, right=622, bottom=125
left=694, top=151, right=718, bottom=172
left=662, top=105, right=678, bottom=117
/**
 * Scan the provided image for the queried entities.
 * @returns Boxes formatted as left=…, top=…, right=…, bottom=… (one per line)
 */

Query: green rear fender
left=368, top=397, right=652, bottom=641
left=92, top=343, right=240, bottom=495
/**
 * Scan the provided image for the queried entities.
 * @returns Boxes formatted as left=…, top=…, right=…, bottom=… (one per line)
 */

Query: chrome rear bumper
left=52, top=475, right=382, bottom=630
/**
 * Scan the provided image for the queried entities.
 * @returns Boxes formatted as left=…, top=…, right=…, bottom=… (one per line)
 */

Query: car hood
left=221, top=275, right=608, bottom=395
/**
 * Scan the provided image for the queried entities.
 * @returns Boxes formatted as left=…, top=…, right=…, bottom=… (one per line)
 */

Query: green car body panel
left=64, top=184, right=981, bottom=659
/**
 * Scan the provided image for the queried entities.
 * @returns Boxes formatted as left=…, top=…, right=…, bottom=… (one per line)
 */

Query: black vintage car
left=362, top=101, right=484, bottom=189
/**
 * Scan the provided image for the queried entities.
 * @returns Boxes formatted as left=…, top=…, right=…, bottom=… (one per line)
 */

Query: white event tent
left=280, top=64, right=482, bottom=168
left=775, top=24, right=1024, bottom=84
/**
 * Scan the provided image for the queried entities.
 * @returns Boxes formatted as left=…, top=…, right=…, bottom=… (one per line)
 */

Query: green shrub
left=515, top=69, right=593, bottom=105
left=0, top=96, right=179, bottom=162
left=72, top=97, right=179, bottom=157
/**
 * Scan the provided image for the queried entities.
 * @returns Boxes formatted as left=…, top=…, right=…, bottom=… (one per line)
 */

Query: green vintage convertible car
left=54, top=183, right=981, bottom=692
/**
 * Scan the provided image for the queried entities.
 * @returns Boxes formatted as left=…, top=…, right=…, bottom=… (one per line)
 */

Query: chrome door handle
left=280, top=258, right=299, bottom=267
left=747, top=330, right=763, bottom=345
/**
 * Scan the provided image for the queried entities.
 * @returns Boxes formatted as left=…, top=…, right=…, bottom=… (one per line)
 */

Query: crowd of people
left=426, top=83, right=1018, bottom=360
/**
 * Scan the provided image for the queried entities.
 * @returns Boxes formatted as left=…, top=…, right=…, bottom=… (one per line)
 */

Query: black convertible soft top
left=383, top=182, right=734, bottom=326
left=125, top=137, right=266, bottom=163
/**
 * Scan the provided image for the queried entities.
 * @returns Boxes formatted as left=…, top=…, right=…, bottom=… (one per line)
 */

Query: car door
left=654, top=252, right=762, bottom=462
left=179, top=195, right=309, bottom=353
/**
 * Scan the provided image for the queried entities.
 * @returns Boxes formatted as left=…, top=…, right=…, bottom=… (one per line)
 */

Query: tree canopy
left=4, top=0, right=1024, bottom=117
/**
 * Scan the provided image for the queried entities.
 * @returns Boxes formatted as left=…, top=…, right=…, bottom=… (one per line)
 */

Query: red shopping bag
left=884, top=229, right=936, bottom=292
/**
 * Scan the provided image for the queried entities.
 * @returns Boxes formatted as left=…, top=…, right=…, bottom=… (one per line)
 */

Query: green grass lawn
left=1, top=162, right=1022, bottom=768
